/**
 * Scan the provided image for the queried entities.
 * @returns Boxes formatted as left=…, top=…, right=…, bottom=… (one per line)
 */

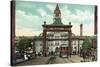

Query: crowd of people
left=80, top=48, right=97, bottom=62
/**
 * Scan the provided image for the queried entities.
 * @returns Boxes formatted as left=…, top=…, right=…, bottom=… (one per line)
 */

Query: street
left=16, top=55, right=90, bottom=66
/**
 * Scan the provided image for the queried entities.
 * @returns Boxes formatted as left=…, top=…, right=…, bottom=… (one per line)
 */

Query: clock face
left=55, top=10, right=60, bottom=14
left=55, top=10, right=60, bottom=17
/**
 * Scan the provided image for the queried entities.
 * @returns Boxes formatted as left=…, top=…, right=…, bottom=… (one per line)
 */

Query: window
left=55, top=43, right=59, bottom=46
left=51, top=44, right=53, bottom=46
left=55, top=36, right=59, bottom=39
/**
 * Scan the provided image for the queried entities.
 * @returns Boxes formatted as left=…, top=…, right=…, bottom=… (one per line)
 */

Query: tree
left=82, top=38, right=91, bottom=50
left=16, top=36, right=33, bottom=55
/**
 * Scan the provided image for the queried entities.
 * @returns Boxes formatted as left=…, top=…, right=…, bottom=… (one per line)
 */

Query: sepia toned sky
left=15, top=1, right=95, bottom=36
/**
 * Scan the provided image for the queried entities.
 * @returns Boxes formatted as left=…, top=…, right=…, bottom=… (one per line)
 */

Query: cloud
left=15, top=9, right=53, bottom=36
left=72, top=23, right=94, bottom=36
left=46, top=4, right=71, bottom=24
left=16, top=26, right=42, bottom=36
left=46, top=4, right=55, bottom=13
left=70, top=9, right=94, bottom=24
left=37, top=8, right=47, bottom=17
left=45, top=15, right=53, bottom=24
left=56, top=5, right=94, bottom=36
left=61, top=6, right=71, bottom=24
left=46, top=4, right=94, bottom=25
left=83, top=23, right=94, bottom=36
left=72, top=24, right=80, bottom=35
left=16, top=4, right=94, bottom=36
left=16, top=10, right=43, bottom=31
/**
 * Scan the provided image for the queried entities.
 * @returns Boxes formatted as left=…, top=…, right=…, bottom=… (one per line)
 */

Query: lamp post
left=31, top=41, right=36, bottom=58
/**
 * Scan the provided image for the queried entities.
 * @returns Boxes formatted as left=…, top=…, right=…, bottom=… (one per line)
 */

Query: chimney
left=80, top=24, right=83, bottom=36
left=94, top=5, right=97, bottom=35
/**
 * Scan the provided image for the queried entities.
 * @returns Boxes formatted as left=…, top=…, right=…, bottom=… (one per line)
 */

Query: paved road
left=15, top=55, right=94, bottom=66
left=47, top=55, right=83, bottom=64
left=16, top=56, right=50, bottom=66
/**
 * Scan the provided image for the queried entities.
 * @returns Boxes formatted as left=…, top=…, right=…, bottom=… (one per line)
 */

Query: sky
left=15, top=1, right=95, bottom=36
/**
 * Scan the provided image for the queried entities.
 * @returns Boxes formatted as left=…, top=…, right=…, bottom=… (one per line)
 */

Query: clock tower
left=53, top=4, right=63, bottom=25
left=54, top=4, right=61, bottom=17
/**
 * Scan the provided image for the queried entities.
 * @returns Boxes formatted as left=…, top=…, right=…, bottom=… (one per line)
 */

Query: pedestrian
left=82, top=49, right=86, bottom=62
left=24, top=53, right=28, bottom=60
left=80, top=48, right=82, bottom=57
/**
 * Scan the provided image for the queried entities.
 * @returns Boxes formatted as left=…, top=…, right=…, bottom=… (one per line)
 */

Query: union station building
left=32, top=4, right=97, bottom=57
